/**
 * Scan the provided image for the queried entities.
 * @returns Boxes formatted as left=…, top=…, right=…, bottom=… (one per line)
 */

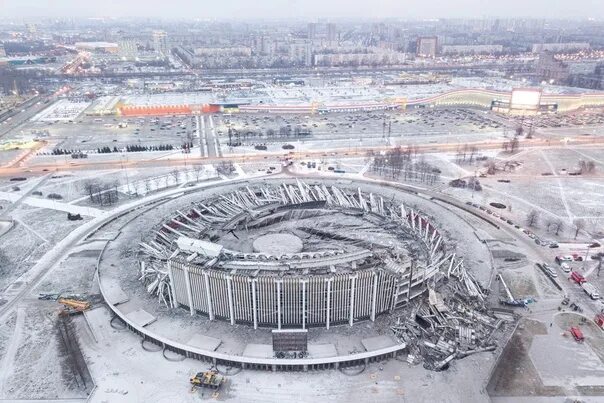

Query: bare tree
left=546, top=218, right=565, bottom=236
left=144, top=178, right=153, bottom=194
left=170, top=169, right=180, bottom=185
left=502, top=141, right=509, bottom=153
left=510, top=137, right=520, bottom=153
left=82, top=180, right=99, bottom=202
left=468, top=146, right=478, bottom=164
left=579, top=160, right=596, bottom=174
left=526, top=210, right=540, bottom=228
left=486, top=160, right=497, bottom=175
left=193, top=164, right=205, bottom=182
left=573, top=218, right=586, bottom=239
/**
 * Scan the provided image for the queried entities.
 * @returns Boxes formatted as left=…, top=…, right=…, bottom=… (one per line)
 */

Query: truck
left=570, top=271, right=586, bottom=284
left=581, top=282, right=600, bottom=299
left=570, top=326, right=584, bottom=343
left=595, top=313, right=604, bottom=329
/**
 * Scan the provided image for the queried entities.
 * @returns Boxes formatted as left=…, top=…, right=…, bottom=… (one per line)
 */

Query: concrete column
left=166, top=260, right=178, bottom=308
left=226, top=276, right=235, bottom=325
left=183, top=266, right=194, bottom=316
left=203, top=271, right=214, bottom=320
left=349, top=275, right=357, bottom=327
left=370, top=272, right=378, bottom=321
left=406, top=261, right=415, bottom=302
left=326, top=278, right=332, bottom=330
left=301, top=280, right=307, bottom=330
left=276, top=280, right=282, bottom=330
left=251, top=279, right=258, bottom=329
left=391, top=283, right=401, bottom=312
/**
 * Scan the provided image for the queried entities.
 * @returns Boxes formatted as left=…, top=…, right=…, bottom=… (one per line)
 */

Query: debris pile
left=391, top=284, right=514, bottom=371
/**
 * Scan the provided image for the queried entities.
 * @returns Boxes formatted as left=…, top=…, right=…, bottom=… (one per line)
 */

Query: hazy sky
left=1, top=0, right=603, bottom=20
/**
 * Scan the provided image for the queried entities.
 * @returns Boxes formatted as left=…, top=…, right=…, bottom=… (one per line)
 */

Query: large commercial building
left=441, top=44, right=504, bottom=55
left=74, top=42, right=119, bottom=53
left=531, top=42, right=590, bottom=53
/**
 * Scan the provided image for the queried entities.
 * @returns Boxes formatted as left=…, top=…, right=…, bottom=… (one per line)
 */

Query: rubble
left=390, top=279, right=515, bottom=371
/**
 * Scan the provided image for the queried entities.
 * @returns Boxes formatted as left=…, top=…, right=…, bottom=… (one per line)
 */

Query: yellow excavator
left=58, top=298, right=91, bottom=316
left=190, top=370, right=224, bottom=389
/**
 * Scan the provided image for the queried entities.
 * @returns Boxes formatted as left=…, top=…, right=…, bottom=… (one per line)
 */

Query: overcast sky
left=1, top=0, right=603, bottom=20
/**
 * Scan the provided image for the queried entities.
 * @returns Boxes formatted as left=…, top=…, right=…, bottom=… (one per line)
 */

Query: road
left=196, top=115, right=208, bottom=158
left=0, top=95, right=50, bottom=139
left=1, top=135, right=603, bottom=178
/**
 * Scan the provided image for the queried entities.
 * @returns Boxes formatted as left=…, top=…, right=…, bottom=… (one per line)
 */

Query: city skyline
left=2, top=0, right=604, bottom=19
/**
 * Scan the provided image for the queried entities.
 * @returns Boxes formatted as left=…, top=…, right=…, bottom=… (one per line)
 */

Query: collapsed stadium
left=97, top=178, right=507, bottom=372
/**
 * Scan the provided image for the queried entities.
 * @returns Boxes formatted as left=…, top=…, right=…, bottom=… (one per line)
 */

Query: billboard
left=272, top=329, right=308, bottom=352
left=510, top=88, right=542, bottom=110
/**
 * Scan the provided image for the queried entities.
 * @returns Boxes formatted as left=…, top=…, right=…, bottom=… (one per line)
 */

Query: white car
left=561, top=262, right=571, bottom=272
left=557, top=256, right=573, bottom=262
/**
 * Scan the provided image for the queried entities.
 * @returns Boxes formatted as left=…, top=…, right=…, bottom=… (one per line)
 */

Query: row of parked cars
left=464, top=202, right=599, bottom=250
left=465, top=201, right=529, bottom=232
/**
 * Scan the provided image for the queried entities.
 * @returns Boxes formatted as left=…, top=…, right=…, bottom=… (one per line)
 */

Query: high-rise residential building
left=152, top=30, right=168, bottom=58
left=327, top=23, right=337, bottom=43
left=416, top=36, right=438, bottom=58
left=307, top=23, right=317, bottom=41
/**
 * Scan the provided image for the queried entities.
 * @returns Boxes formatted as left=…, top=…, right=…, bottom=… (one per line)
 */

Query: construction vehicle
left=570, top=326, right=585, bottom=343
left=190, top=370, right=224, bottom=389
left=58, top=298, right=91, bottom=316
left=570, top=271, right=586, bottom=284
left=595, top=313, right=604, bottom=329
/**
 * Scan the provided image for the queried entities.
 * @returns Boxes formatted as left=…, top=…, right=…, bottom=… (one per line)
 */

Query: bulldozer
left=190, top=370, right=224, bottom=390
left=58, top=298, right=91, bottom=316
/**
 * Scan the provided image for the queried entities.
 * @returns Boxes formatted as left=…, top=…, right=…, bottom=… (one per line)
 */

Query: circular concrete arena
left=135, top=179, right=461, bottom=330
left=252, top=233, right=304, bottom=255
left=97, top=177, right=485, bottom=371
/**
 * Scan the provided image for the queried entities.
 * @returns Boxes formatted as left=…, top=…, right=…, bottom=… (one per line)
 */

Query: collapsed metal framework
left=138, top=180, right=484, bottom=329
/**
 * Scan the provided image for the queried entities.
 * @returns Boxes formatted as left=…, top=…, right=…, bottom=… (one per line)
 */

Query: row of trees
left=526, top=209, right=588, bottom=238
left=367, top=146, right=441, bottom=185
left=83, top=180, right=120, bottom=206
left=53, top=144, right=178, bottom=155
left=125, top=144, right=174, bottom=152
left=579, top=160, right=597, bottom=174
left=455, top=144, right=481, bottom=165
left=51, top=148, right=79, bottom=155
left=81, top=164, right=210, bottom=200
left=502, top=137, right=521, bottom=154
